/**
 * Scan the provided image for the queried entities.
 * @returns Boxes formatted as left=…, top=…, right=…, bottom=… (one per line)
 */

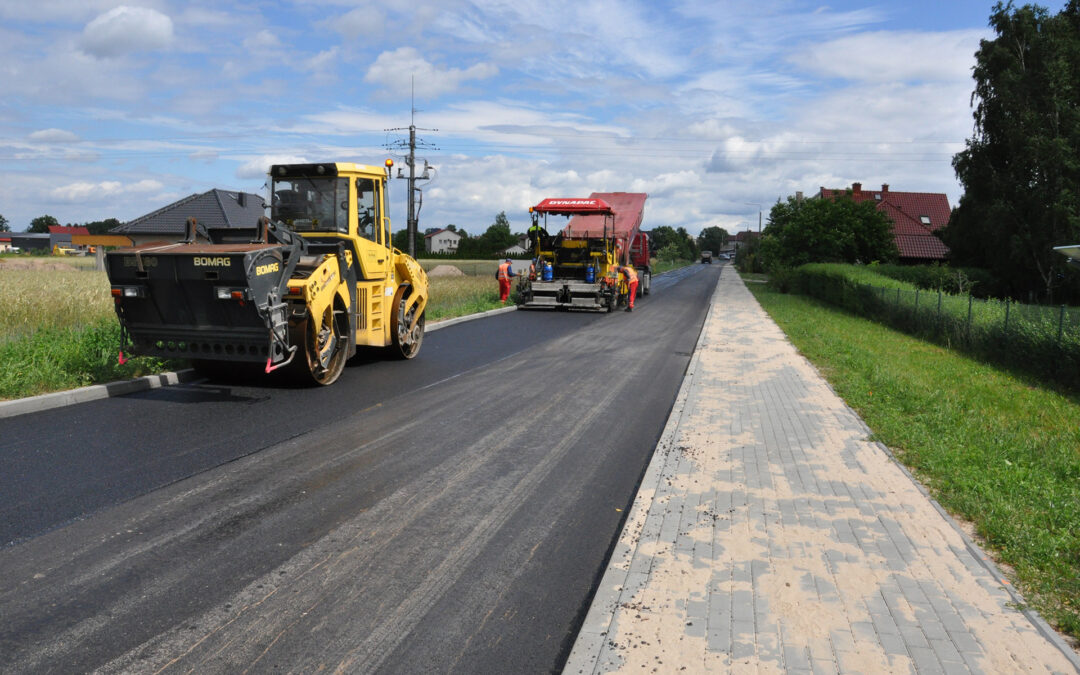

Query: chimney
left=881, top=183, right=889, bottom=195
left=852, top=182, right=862, bottom=194
left=237, top=192, right=246, bottom=207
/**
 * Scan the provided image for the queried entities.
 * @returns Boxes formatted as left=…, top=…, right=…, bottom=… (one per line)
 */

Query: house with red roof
left=727, top=229, right=761, bottom=256
left=424, top=227, right=462, bottom=254
left=47, top=225, right=91, bottom=252
left=818, top=183, right=950, bottom=263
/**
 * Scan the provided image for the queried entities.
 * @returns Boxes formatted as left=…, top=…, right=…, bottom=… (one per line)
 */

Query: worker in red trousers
left=496, top=258, right=516, bottom=303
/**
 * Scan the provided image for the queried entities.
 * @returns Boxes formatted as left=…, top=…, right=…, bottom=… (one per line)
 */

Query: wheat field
left=0, top=261, right=500, bottom=342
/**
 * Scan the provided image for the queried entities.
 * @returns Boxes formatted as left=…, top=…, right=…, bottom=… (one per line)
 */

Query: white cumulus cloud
left=29, top=128, right=81, bottom=143
left=364, top=47, right=497, bottom=99
left=792, top=30, right=986, bottom=83
left=80, top=6, right=174, bottom=59
left=50, top=178, right=162, bottom=202
left=236, top=155, right=310, bottom=180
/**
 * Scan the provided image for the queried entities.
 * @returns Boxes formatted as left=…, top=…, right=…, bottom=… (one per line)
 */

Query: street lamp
left=744, top=203, right=762, bottom=233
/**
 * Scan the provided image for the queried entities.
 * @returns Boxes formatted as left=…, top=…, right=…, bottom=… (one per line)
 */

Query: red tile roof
left=819, top=184, right=950, bottom=260
left=424, top=228, right=460, bottom=239
left=47, top=225, right=90, bottom=235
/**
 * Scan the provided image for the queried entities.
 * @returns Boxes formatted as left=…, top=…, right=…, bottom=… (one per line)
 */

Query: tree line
left=0, top=214, right=121, bottom=235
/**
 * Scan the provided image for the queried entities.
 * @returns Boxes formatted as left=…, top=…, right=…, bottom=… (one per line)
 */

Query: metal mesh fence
left=794, top=269, right=1080, bottom=385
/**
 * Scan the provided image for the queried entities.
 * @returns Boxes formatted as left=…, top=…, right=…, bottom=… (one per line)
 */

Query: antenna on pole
left=385, top=76, right=438, bottom=257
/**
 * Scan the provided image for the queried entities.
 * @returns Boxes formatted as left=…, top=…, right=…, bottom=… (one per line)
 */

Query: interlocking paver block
left=564, top=270, right=1080, bottom=674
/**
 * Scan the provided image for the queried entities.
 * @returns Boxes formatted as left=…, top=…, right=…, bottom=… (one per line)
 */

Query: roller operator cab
left=106, top=161, right=428, bottom=386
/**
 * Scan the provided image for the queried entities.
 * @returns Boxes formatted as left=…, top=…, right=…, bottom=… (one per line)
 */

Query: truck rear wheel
left=390, top=286, right=424, bottom=359
left=287, top=301, right=348, bottom=385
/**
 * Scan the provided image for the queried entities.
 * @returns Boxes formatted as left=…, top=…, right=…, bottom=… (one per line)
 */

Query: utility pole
left=386, top=80, right=437, bottom=257
left=745, top=202, right=762, bottom=233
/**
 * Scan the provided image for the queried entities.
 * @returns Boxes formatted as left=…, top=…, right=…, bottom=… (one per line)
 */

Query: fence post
left=915, top=289, right=919, bottom=312
left=896, top=287, right=901, bottom=307
left=1059, top=305, right=1066, bottom=342
left=937, top=290, right=942, bottom=316
left=972, top=293, right=980, bottom=341
left=1004, top=299, right=1010, bottom=336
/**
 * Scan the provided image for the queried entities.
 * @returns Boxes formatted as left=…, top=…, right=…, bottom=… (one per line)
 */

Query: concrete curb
left=426, top=304, right=517, bottom=332
left=0, top=369, right=203, bottom=420
left=0, top=304, right=520, bottom=420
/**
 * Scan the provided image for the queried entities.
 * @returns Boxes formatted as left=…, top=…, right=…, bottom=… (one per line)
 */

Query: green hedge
left=869, top=263, right=1001, bottom=298
left=790, top=264, right=1080, bottom=389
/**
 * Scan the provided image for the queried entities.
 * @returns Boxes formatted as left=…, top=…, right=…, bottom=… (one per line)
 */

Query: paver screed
left=566, top=270, right=1079, bottom=674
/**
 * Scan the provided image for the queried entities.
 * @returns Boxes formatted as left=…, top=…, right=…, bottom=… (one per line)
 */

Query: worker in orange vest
left=495, top=258, right=516, bottom=303
left=620, top=265, right=639, bottom=312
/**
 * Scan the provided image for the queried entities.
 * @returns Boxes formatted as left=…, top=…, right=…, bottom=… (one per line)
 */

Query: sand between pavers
left=567, top=269, right=1078, bottom=674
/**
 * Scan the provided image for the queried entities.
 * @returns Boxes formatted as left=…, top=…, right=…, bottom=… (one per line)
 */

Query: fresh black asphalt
left=0, top=263, right=720, bottom=674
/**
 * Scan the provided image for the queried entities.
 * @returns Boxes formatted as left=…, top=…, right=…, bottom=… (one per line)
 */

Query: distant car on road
left=718, top=253, right=730, bottom=261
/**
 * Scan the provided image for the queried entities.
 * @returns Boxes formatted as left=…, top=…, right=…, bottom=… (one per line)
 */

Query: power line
left=384, top=80, right=438, bottom=257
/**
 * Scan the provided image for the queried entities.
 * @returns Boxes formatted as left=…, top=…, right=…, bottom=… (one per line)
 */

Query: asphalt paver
left=566, top=270, right=1080, bottom=674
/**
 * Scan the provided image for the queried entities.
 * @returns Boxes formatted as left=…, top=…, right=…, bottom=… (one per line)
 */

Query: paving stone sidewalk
left=566, top=269, right=1080, bottom=674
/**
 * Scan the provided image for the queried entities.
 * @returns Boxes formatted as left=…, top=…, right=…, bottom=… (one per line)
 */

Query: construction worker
left=620, top=265, right=639, bottom=312
left=496, top=258, right=516, bottom=303
left=528, top=220, right=547, bottom=251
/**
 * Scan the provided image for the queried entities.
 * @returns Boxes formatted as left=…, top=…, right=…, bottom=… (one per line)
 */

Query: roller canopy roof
left=564, top=192, right=648, bottom=239
left=532, top=198, right=613, bottom=215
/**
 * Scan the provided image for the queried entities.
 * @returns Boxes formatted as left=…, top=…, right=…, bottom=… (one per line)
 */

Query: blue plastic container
left=543, top=262, right=553, bottom=281
left=585, top=265, right=595, bottom=283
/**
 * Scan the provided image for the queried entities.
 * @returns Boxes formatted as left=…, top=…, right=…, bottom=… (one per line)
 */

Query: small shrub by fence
left=790, top=265, right=1080, bottom=388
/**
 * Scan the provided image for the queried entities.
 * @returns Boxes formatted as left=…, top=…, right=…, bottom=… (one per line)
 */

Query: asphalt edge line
left=563, top=266, right=724, bottom=673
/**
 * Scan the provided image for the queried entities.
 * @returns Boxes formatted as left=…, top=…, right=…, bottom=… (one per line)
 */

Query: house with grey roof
left=110, top=189, right=265, bottom=245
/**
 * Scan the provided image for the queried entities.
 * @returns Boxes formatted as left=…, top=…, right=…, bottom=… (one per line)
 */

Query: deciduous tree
left=697, top=226, right=728, bottom=254
left=760, top=194, right=896, bottom=268
left=946, top=1, right=1080, bottom=300
left=29, top=215, right=59, bottom=233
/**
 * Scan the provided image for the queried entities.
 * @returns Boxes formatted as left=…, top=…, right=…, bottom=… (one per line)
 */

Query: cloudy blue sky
left=0, top=1, right=1065, bottom=236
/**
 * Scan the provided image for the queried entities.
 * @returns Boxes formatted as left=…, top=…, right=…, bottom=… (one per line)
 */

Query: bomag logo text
left=256, top=262, right=280, bottom=276
left=123, top=256, right=157, bottom=268
left=193, top=257, right=231, bottom=267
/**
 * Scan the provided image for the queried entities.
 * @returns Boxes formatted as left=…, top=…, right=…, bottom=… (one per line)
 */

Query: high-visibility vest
left=622, top=266, right=638, bottom=283
left=497, top=262, right=512, bottom=280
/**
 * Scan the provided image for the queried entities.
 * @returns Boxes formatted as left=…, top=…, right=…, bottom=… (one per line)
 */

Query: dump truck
left=701, top=250, right=712, bottom=264
left=518, top=192, right=649, bottom=311
left=105, top=161, right=428, bottom=386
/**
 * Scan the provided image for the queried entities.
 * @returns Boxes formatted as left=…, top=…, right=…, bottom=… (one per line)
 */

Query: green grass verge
left=0, top=318, right=182, bottom=400
left=748, top=282, right=1080, bottom=640
left=0, top=274, right=506, bottom=401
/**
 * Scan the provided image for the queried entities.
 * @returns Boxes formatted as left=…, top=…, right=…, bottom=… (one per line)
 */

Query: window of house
left=920, top=215, right=931, bottom=225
